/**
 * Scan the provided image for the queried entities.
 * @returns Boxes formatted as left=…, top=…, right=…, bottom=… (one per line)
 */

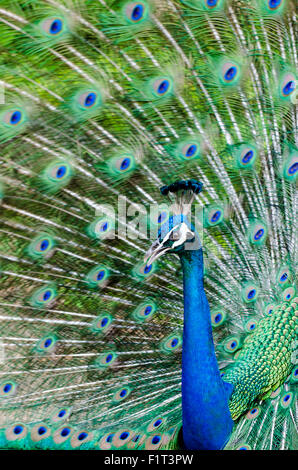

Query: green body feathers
left=0, top=0, right=297, bottom=451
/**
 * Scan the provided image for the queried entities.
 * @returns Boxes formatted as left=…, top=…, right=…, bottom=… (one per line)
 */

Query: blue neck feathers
left=179, top=247, right=234, bottom=450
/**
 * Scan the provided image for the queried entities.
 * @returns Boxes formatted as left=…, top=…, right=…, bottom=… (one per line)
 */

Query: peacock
left=0, top=0, right=297, bottom=451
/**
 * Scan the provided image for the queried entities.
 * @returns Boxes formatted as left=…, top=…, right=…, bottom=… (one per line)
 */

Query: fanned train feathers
left=0, top=0, right=297, bottom=451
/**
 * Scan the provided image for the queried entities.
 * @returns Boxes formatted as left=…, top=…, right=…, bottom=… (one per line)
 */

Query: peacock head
left=144, top=180, right=203, bottom=265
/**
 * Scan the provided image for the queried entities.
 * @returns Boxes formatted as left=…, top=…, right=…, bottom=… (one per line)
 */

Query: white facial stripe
left=171, top=222, right=194, bottom=249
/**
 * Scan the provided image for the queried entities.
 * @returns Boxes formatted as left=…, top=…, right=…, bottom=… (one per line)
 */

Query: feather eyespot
left=28, top=234, right=55, bottom=259
left=145, top=434, right=163, bottom=449
left=51, top=408, right=71, bottom=423
left=113, top=387, right=131, bottom=402
left=37, top=335, right=56, bottom=352
left=78, top=91, right=100, bottom=109
left=70, top=430, right=92, bottom=448
left=151, top=77, right=173, bottom=98
left=265, top=303, right=276, bottom=316
left=3, top=109, right=24, bottom=127
left=248, top=221, right=267, bottom=245
left=245, top=319, right=257, bottom=332
left=5, top=424, right=27, bottom=441
left=280, top=73, right=296, bottom=99
left=107, top=153, right=136, bottom=178
left=277, top=266, right=290, bottom=285
left=53, top=426, right=73, bottom=444
left=291, top=368, right=298, bottom=382
left=211, top=310, right=226, bottom=327
left=280, top=392, right=293, bottom=408
left=237, top=444, right=251, bottom=450
left=133, top=301, right=156, bottom=322
left=147, top=417, right=165, bottom=433
left=282, top=152, right=298, bottom=181
left=30, top=285, right=57, bottom=308
left=235, top=144, right=257, bottom=169
left=206, top=0, right=219, bottom=7
left=204, top=205, right=224, bottom=227
left=224, top=337, right=240, bottom=352
left=132, top=262, right=157, bottom=281
left=87, top=217, right=115, bottom=240
left=0, top=381, right=17, bottom=397
left=85, top=266, right=110, bottom=288
left=41, top=17, right=65, bottom=36
left=44, top=161, right=73, bottom=187
left=246, top=407, right=260, bottom=419
left=96, top=351, right=117, bottom=368
left=92, top=314, right=113, bottom=333
left=268, top=0, right=283, bottom=10
left=176, top=140, right=201, bottom=161
left=31, top=424, right=51, bottom=442
left=222, top=62, right=239, bottom=84
left=282, top=286, right=295, bottom=302
left=161, top=334, right=182, bottom=353
left=125, top=2, right=148, bottom=23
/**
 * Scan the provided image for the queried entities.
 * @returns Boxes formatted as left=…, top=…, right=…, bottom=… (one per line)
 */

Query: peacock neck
left=179, top=247, right=234, bottom=450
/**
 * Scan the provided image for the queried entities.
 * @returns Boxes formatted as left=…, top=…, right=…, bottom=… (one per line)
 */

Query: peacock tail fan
left=0, top=0, right=297, bottom=450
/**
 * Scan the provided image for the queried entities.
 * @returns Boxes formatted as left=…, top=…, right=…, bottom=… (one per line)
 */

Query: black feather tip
left=160, top=180, right=203, bottom=196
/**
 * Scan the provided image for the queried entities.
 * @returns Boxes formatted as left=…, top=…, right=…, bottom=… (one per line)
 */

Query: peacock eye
left=3, top=109, right=24, bottom=126
left=124, top=2, right=148, bottom=23
left=151, top=77, right=173, bottom=98
left=268, top=0, right=283, bottom=10
left=222, top=63, right=238, bottom=83
left=282, top=153, right=298, bottom=181
left=280, top=73, right=296, bottom=99
left=41, top=17, right=65, bottom=36
left=78, top=91, right=99, bottom=109
left=206, top=0, right=219, bottom=8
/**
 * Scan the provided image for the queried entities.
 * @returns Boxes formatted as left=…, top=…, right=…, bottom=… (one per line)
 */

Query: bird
left=0, top=0, right=297, bottom=451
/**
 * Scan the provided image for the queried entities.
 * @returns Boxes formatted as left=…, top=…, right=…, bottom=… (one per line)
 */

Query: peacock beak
left=144, top=239, right=171, bottom=266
